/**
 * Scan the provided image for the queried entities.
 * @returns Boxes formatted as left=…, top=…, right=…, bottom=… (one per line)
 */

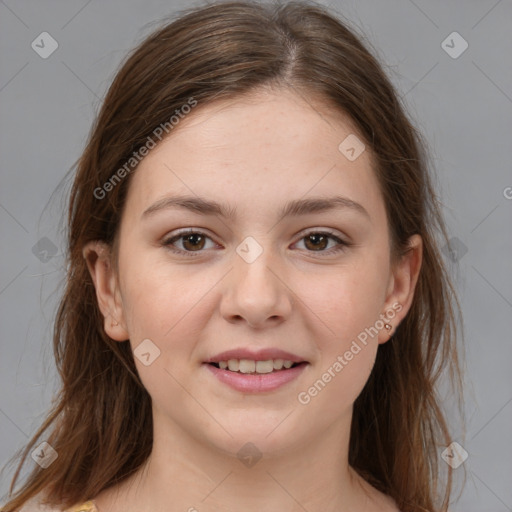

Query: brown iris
left=182, top=233, right=206, bottom=251
left=303, top=233, right=329, bottom=251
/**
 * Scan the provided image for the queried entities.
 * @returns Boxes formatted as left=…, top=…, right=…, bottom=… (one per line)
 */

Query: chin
left=201, top=415, right=309, bottom=459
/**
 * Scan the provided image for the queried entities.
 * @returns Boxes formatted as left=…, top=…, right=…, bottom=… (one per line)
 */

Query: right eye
left=161, top=229, right=219, bottom=257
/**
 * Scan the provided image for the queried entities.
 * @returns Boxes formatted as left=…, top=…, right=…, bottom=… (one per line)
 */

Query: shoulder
left=15, top=496, right=97, bottom=512
left=61, top=502, right=97, bottom=512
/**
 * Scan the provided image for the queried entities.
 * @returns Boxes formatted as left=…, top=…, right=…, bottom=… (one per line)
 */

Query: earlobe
left=82, top=240, right=129, bottom=342
left=378, top=234, right=423, bottom=344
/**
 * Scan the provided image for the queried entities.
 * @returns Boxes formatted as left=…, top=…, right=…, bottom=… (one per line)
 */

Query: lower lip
left=203, top=362, right=308, bottom=392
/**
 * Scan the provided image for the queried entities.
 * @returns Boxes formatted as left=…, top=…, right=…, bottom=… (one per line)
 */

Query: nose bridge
left=221, top=235, right=293, bottom=326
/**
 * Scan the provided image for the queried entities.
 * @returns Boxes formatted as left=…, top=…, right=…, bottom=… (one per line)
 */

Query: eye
left=162, top=229, right=217, bottom=257
left=293, top=230, right=349, bottom=255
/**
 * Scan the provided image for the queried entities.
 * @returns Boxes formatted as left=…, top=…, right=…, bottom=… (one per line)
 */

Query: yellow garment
left=65, top=501, right=98, bottom=512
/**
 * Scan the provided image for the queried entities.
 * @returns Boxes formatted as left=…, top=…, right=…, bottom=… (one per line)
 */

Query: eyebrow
left=141, top=194, right=370, bottom=221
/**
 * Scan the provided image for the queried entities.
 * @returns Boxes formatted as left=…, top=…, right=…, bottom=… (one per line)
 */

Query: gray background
left=0, top=0, right=511, bottom=510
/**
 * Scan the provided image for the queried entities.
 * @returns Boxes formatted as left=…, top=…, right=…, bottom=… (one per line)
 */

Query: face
left=85, top=88, right=421, bottom=457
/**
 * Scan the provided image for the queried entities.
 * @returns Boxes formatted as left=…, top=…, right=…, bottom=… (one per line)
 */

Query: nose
left=219, top=246, right=294, bottom=329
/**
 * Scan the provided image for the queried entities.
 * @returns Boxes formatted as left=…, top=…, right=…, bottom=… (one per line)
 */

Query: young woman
left=1, top=1, right=465, bottom=511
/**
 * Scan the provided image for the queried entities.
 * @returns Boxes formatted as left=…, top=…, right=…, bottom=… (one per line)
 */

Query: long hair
left=1, top=2, right=465, bottom=511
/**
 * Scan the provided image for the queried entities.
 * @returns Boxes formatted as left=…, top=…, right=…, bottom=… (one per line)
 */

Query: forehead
left=124, top=88, right=384, bottom=222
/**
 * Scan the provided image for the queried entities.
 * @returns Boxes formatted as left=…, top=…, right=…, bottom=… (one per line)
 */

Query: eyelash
left=161, top=228, right=350, bottom=258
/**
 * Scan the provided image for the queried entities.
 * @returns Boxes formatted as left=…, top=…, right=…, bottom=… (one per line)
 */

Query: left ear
left=378, top=234, right=423, bottom=344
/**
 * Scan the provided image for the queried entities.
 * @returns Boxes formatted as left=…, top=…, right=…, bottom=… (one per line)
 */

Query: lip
left=203, top=361, right=309, bottom=392
left=204, top=348, right=307, bottom=364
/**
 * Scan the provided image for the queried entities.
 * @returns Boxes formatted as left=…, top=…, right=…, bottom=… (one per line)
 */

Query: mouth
left=202, top=348, right=310, bottom=392
left=203, top=360, right=309, bottom=393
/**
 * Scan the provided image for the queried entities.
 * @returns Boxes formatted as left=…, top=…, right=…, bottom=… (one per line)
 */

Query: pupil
left=184, top=234, right=204, bottom=251
left=306, top=234, right=327, bottom=251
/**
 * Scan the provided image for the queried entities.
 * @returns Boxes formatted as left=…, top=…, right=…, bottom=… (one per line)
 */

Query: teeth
left=227, top=359, right=239, bottom=372
left=238, top=359, right=255, bottom=373
left=273, top=359, right=284, bottom=370
left=215, top=358, right=298, bottom=373
left=255, top=360, right=274, bottom=373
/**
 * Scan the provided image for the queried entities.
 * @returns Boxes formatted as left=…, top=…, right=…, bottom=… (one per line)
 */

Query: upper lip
left=204, top=348, right=307, bottom=364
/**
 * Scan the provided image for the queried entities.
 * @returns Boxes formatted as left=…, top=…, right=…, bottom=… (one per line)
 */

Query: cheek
left=123, top=273, right=207, bottom=343
left=298, top=256, right=388, bottom=400
left=297, top=273, right=382, bottom=412
left=121, top=271, right=208, bottom=401
left=118, top=240, right=201, bottom=331
left=299, top=344, right=377, bottom=416
left=119, top=261, right=222, bottom=388
left=305, top=260, right=389, bottom=339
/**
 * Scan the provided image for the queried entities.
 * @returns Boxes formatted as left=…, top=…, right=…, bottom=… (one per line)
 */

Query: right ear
left=82, top=240, right=129, bottom=342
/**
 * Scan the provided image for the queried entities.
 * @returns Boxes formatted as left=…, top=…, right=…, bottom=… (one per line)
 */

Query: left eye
left=294, top=232, right=347, bottom=253
left=162, top=229, right=348, bottom=256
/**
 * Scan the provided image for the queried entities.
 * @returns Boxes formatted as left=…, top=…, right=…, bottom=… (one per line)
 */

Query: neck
left=94, top=413, right=379, bottom=512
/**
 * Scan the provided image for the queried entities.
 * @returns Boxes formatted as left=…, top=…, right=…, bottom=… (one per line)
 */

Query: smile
left=210, top=358, right=300, bottom=373
left=203, top=361, right=309, bottom=392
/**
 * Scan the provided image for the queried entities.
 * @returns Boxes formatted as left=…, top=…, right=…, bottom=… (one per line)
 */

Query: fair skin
left=83, top=88, right=422, bottom=512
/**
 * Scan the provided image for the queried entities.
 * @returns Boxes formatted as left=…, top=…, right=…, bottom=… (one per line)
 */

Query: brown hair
left=1, top=1, right=465, bottom=511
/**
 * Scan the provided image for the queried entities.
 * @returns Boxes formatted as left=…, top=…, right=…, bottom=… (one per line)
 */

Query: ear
left=82, top=240, right=129, bottom=342
left=378, top=234, right=423, bottom=344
